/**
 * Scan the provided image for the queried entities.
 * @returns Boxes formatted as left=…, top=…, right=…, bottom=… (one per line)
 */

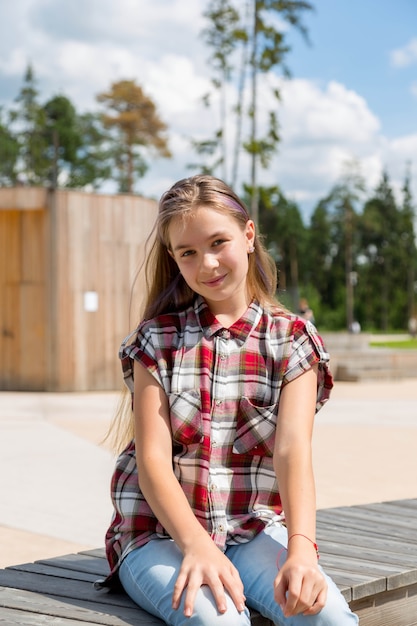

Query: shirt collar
left=194, top=296, right=262, bottom=345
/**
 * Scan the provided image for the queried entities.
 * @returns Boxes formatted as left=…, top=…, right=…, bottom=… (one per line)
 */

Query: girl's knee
left=184, top=592, right=251, bottom=626
left=311, top=588, right=359, bottom=626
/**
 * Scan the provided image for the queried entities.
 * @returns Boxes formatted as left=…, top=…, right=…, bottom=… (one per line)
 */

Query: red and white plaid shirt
left=104, top=296, right=333, bottom=578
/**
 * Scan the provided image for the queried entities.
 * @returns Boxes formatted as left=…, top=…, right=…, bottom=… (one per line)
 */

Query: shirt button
left=215, top=399, right=222, bottom=405
left=218, top=524, right=225, bottom=532
left=220, top=354, right=227, bottom=360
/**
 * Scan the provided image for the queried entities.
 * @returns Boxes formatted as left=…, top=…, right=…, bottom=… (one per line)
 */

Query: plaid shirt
left=104, top=296, right=333, bottom=579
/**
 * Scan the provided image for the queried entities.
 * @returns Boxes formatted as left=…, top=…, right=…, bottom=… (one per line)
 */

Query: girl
left=103, top=175, right=359, bottom=625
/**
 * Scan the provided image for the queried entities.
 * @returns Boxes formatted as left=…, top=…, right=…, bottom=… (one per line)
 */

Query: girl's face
left=168, top=206, right=255, bottom=321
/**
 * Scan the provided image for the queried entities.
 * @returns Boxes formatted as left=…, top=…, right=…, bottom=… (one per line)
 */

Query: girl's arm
left=133, top=360, right=246, bottom=617
left=273, top=364, right=328, bottom=617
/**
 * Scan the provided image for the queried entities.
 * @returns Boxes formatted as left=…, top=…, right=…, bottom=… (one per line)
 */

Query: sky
left=0, top=0, right=416, bottom=221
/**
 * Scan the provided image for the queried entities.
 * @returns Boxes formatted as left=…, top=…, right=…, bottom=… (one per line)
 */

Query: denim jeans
left=119, top=524, right=359, bottom=626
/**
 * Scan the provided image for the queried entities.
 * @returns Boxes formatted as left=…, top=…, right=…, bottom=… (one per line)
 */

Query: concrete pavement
left=1, top=379, right=417, bottom=568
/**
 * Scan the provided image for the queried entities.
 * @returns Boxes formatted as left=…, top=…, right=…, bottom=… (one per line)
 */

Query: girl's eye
left=213, top=239, right=226, bottom=247
left=181, top=249, right=195, bottom=258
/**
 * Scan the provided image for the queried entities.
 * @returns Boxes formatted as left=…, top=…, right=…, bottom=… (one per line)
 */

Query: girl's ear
left=245, top=220, right=255, bottom=249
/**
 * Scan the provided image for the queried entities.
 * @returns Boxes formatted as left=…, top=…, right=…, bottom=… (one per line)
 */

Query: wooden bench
left=1, top=498, right=416, bottom=625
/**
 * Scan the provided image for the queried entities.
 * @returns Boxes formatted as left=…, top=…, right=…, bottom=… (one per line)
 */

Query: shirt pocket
left=169, top=390, right=203, bottom=445
left=233, top=397, right=277, bottom=457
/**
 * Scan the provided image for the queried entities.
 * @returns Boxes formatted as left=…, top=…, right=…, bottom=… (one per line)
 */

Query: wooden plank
left=350, top=584, right=417, bottom=626
left=318, top=565, right=385, bottom=601
left=19, top=283, right=46, bottom=390
left=7, top=563, right=99, bottom=583
left=21, top=210, right=45, bottom=283
left=320, top=538, right=417, bottom=571
left=79, top=549, right=107, bottom=559
left=0, top=586, right=163, bottom=625
left=35, top=553, right=109, bottom=577
left=0, top=570, right=269, bottom=626
left=1, top=499, right=417, bottom=624
left=0, top=570, right=137, bottom=609
left=0, top=187, right=48, bottom=211
left=321, top=552, right=417, bottom=593
left=317, top=505, right=417, bottom=533
left=317, top=527, right=417, bottom=557
left=0, top=605, right=103, bottom=625
left=357, top=501, right=417, bottom=519
left=316, top=510, right=417, bottom=542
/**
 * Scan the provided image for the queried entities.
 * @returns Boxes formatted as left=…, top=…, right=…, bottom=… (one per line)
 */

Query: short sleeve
left=283, top=319, right=333, bottom=412
left=119, top=322, right=163, bottom=395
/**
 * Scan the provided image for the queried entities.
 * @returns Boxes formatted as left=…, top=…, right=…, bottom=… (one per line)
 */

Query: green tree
left=11, top=63, right=49, bottom=184
left=306, top=199, right=336, bottom=322
left=43, top=94, right=82, bottom=187
left=66, top=112, right=112, bottom=189
left=304, top=163, right=365, bottom=330
left=0, top=108, right=19, bottom=185
left=257, top=185, right=307, bottom=310
left=97, top=80, right=171, bottom=193
left=195, top=0, right=243, bottom=179
left=42, top=97, right=111, bottom=189
left=400, top=167, right=417, bottom=322
left=200, top=0, right=313, bottom=223
left=359, top=171, right=413, bottom=330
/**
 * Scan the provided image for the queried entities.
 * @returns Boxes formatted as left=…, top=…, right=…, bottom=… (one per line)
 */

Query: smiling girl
left=102, top=175, right=359, bottom=626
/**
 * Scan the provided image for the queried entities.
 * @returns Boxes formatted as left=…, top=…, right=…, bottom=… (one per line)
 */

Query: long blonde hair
left=106, top=175, right=285, bottom=453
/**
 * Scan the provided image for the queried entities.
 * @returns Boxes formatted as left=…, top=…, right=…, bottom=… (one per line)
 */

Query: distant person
left=350, top=320, right=361, bottom=334
left=298, top=298, right=315, bottom=325
left=101, top=176, right=358, bottom=625
left=409, top=315, right=417, bottom=338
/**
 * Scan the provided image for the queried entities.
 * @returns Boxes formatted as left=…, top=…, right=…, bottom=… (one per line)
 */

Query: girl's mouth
left=203, top=274, right=226, bottom=287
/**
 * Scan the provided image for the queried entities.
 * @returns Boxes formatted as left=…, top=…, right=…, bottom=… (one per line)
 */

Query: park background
left=0, top=0, right=417, bottom=568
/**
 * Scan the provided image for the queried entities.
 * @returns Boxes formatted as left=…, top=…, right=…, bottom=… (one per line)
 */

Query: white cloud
left=141, top=71, right=416, bottom=218
left=390, top=37, right=417, bottom=67
left=0, top=0, right=416, bottom=218
left=256, top=78, right=384, bottom=210
left=279, top=79, right=380, bottom=146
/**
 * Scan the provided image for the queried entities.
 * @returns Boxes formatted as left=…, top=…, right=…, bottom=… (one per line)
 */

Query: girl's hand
left=172, top=537, right=246, bottom=618
left=274, top=555, right=327, bottom=617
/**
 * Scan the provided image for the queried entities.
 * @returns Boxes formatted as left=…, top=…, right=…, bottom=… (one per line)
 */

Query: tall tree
left=313, top=162, right=365, bottom=330
left=307, top=200, right=334, bottom=306
left=197, top=0, right=244, bottom=180
left=200, top=0, right=313, bottom=223
left=0, top=108, right=19, bottom=185
left=358, top=171, right=406, bottom=330
left=97, top=80, right=171, bottom=193
left=67, top=112, right=112, bottom=189
left=11, top=63, right=49, bottom=184
left=257, top=185, right=307, bottom=309
left=43, top=94, right=81, bottom=187
left=400, top=166, right=417, bottom=322
left=42, top=97, right=111, bottom=189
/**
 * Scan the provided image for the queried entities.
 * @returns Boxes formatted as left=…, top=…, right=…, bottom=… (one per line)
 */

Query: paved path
left=1, top=380, right=416, bottom=567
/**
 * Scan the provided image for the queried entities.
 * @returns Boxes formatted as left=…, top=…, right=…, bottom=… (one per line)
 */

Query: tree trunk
left=250, top=0, right=259, bottom=226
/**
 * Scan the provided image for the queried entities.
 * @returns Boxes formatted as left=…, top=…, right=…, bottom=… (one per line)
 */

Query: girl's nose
left=201, top=253, right=219, bottom=270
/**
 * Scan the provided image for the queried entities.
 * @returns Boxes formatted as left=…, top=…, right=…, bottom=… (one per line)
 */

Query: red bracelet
left=287, top=533, right=320, bottom=560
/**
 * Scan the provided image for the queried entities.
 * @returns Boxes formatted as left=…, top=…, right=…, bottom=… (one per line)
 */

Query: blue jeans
left=119, top=524, right=359, bottom=626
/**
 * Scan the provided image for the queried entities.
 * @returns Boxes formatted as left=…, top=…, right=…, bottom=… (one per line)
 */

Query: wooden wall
left=0, top=188, right=157, bottom=391
left=0, top=189, right=48, bottom=390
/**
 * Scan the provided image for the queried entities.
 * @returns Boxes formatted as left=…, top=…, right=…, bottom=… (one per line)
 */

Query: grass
left=370, top=338, right=417, bottom=349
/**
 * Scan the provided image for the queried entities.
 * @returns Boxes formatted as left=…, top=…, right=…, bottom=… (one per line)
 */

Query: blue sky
left=287, top=0, right=417, bottom=138
left=0, top=0, right=416, bottom=220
